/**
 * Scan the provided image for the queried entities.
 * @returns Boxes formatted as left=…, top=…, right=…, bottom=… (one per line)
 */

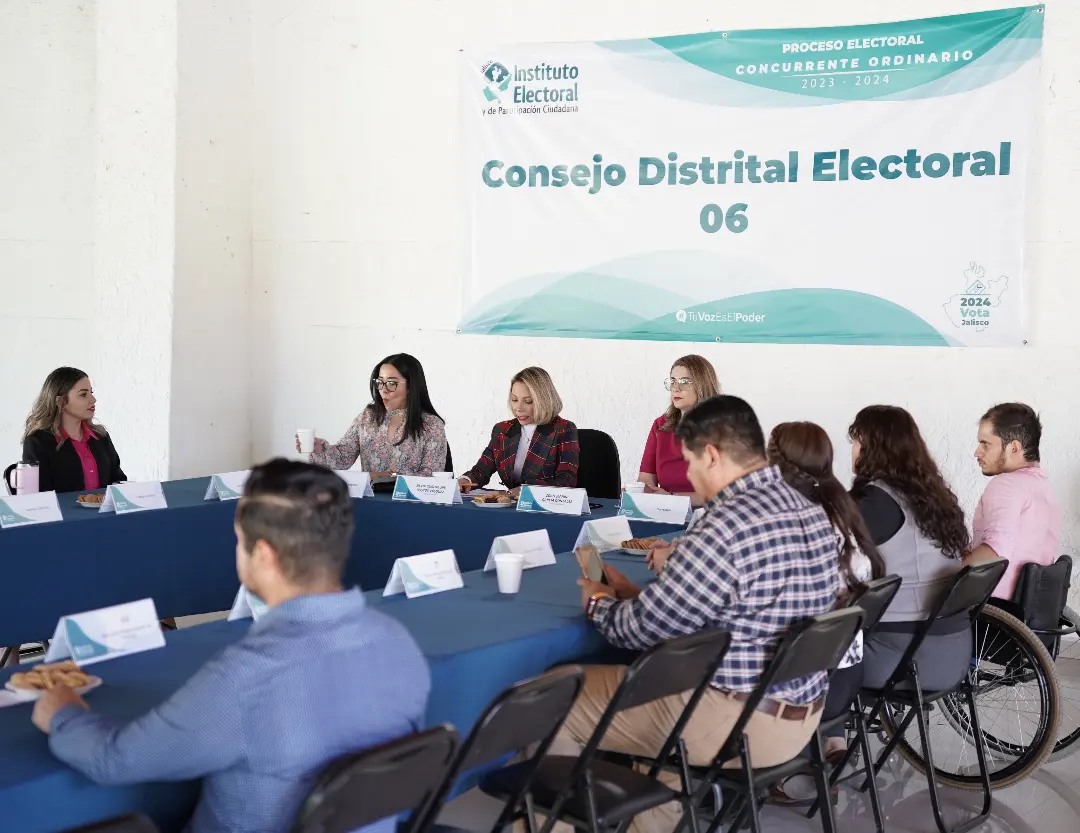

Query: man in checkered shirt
left=564, top=395, right=840, bottom=833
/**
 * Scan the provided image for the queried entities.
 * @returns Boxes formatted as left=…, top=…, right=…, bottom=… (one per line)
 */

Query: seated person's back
left=34, top=460, right=431, bottom=833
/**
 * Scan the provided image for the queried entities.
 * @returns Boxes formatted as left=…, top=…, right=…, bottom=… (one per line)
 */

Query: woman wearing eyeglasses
left=637, top=354, right=720, bottom=504
left=297, top=353, right=447, bottom=476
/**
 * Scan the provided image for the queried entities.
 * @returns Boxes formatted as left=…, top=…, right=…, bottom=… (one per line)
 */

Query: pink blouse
left=60, top=424, right=101, bottom=491
left=310, top=409, right=447, bottom=476
left=639, top=415, right=693, bottom=494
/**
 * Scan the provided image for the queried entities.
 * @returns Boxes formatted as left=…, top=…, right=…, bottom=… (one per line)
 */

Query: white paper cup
left=296, top=429, right=315, bottom=454
left=432, top=472, right=453, bottom=480
left=494, top=553, right=525, bottom=594
left=623, top=481, right=646, bottom=494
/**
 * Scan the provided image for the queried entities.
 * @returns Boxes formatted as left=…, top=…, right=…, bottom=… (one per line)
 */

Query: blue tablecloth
left=0, top=479, right=679, bottom=645
left=0, top=556, right=653, bottom=833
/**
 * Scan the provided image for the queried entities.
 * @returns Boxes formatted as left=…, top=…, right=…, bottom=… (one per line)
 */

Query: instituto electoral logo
left=943, top=262, right=1008, bottom=334
left=675, top=309, right=688, bottom=323
left=479, top=58, right=581, bottom=115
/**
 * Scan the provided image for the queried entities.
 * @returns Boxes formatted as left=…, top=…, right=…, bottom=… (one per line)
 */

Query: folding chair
left=480, top=628, right=733, bottom=833
left=290, top=725, right=458, bottom=833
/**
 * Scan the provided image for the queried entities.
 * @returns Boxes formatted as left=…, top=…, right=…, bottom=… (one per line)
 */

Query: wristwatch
left=586, top=592, right=611, bottom=621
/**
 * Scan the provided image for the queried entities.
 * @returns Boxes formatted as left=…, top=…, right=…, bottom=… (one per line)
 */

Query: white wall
left=249, top=0, right=1080, bottom=556
left=0, top=1, right=95, bottom=464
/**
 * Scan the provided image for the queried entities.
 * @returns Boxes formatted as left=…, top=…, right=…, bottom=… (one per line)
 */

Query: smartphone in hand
left=575, top=544, right=609, bottom=585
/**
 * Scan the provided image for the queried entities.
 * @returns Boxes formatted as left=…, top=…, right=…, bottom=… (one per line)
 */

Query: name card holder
left=383, top=550, right=464, bottom=599
left=573, top=516, right=634, bottom=553
left=617, top=492, right=692, bottom=524
left=204, top=471, right=251, bottom=501
left=100, top=482, right=168, bottom=515
left=227, top=586, right=270, bottom=621
left=516, top=485, right=590, bottom=516
left=0, top=491, right=63, bottom=529
left=392, top=476, right=463, bottom=506
left=483, top=529, right=557, bottom=571
left=337, top=471, right=375, bottom=499
left=45, top=598, right=166, bottom=665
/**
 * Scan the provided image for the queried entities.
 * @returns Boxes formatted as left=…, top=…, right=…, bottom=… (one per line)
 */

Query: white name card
left=99, top=482, right=168, bottom=515
left=204, top=471, right=251, bottom=501
left=337, top=471, right=375, bottom=499
left=573, top=516, right=634, bottom=553
left=227, top=586, right=270, bottom=622
left=44, top=598, right=166, bottom=666
left=617, top=492, right=692, bottom=525
left=0, top=491, right=63, bottom=529
left=392, top=475, right=462, bottom=506
left=483, top=529, right=557, bottom=572
left=516, top=485, right=590, bottom=516
left=383, top=550, right=464, bottom=599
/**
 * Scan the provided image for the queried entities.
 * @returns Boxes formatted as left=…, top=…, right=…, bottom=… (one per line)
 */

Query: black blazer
left=22, top=428, right=127, bottom=494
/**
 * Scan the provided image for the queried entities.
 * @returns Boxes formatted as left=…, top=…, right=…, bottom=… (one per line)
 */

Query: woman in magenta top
left=638, top=354, right=720, bottom=505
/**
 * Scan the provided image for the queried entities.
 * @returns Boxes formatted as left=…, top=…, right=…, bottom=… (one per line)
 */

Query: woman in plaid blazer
left=460, top=367, right=579, bottom=490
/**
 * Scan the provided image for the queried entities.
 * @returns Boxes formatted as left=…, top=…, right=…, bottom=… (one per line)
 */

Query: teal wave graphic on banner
left=400, top=563, right=435, bottom=594
left=517, top=486, right=548, bottom=513
left=615, top=6, right=1043, bottom=104
left=461, top=266, right=949, bottom=346
left=392, top=478, right=421, bottom=502
left=65, top=620, right=110, bottom=661
left=0, top=499, right=34, bottom=526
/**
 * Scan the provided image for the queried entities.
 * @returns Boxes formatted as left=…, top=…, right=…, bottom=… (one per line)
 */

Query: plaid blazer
left=463, top=417, right=579, bottom=490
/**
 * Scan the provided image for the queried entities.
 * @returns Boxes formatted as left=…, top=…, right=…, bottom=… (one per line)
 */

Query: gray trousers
left=863, top=628, right=972, bottom=691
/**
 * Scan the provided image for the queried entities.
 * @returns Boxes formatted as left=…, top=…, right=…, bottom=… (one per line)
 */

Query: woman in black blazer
left=21, top=367, right=126, bottom=493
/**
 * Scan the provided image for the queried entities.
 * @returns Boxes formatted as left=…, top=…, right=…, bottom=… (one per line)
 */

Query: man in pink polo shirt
left=967, top=402, right=1062, bottom=600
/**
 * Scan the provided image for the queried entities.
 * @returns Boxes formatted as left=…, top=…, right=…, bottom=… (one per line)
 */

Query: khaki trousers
left=545, top=665, right=823, bottom=833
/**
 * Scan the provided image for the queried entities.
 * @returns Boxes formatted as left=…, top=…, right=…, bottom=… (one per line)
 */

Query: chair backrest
left=445, top=444, right=453, bottom=474
left=1014, top=555, right=1072, bottom=633
left=291, top=725, right=459, bottom=833
left=929, top=560, right=1009, bottom=621
left=61, top=815, right=159, bottom=833
left=411, top=667, right=584, bottom=832
left=849, top=574, right=903, bottom=632
left=576, top=429, right=621, bottom=499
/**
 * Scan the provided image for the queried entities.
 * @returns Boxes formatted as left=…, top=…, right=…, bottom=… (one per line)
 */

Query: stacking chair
left=806, top=575, right=904, bottom=833
left=290, top=725, right=459, bottom=833
left=479, top=628, right=733, bottom=833
left=576, top=429, right=621, bottom=499
left=60, top=815, right=160, bottom=833
left=673, top=608, right=865, bottom=833
left=847, top=560, right=1009, bottom=833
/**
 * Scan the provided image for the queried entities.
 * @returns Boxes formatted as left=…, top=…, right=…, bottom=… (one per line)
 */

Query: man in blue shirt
left=32, top=459, right=431, bottom=833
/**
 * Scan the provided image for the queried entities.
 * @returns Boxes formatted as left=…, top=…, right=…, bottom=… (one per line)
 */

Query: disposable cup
left=296, top=429, right=315, bottom=454
left=494, top=553, right=525, bottom=594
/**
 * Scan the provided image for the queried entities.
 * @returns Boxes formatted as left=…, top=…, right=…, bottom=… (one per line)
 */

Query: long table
left=0, top=556, right=652, bottom=833
left=0, top=478, right=679, bottom=645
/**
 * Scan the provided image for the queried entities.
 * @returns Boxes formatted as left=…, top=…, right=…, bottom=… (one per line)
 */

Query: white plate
left=4, top=676, right=103, bottom=702
left=470, top=501, right=516, bottom=509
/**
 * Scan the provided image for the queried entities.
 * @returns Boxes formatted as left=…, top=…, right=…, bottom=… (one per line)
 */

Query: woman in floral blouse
left=299, top=354, right=447, bottom=476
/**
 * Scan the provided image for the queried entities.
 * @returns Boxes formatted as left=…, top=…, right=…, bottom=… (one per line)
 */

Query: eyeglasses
left=664, top=377, right=694, bottom=392
left=372, top=379, right=401, bottom=392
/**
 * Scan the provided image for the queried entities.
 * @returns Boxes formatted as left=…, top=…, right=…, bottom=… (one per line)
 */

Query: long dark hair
left=767, top=422, right=885, bottom=594
left=848, top=405, right=970, bottom=560
left=367, top=354, right=443, bottom=445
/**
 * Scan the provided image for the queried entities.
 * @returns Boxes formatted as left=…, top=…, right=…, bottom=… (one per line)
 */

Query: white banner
left=460, top=6, right=1042, bottom=347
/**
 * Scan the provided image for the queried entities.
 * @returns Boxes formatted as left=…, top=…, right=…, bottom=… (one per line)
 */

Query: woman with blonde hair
left=460, top=367, right=579, bottom=491
left=637, top=354, right=720, bottom=503
left=22, top=367, right=126, bottom=494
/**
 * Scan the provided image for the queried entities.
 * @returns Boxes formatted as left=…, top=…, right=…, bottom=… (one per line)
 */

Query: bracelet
left=586, top=592, right=610, bottom=621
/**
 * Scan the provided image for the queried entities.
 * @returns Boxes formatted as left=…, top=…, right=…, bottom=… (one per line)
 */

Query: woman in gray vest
left=848, top=406, right=971, bottom=691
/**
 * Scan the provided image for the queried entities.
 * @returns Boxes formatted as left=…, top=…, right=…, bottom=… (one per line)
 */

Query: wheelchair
left=880, top=556, right=1079, bottom=789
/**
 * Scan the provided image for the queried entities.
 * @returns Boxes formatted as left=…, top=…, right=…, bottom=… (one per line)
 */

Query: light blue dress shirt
left=49, top=588, right=431, bottom=833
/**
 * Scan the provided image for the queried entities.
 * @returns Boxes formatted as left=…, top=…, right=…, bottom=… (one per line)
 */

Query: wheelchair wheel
left=1049, top=605, right=1080, bottom=761
left=881, top=604, right=1059, bottom=789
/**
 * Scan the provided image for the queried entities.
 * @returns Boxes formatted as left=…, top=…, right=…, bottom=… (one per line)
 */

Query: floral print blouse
left=310, top=408, right=447, bottom=475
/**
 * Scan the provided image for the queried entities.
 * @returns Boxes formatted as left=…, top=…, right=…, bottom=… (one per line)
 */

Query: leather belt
left=720, top=691, right=826, bottom=721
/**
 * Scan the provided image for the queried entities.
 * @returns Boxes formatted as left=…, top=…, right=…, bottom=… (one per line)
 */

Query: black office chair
left=60, top=815, right=160, bottom=833
left=290, top=725, right=459, bottom=833
left=481, top=628, right=733, bottom=833
left=412, top=666, right=585, bottom=833
left=674, top=608, right=865, bottom=833
left=577, top=429, right=621, bottom=499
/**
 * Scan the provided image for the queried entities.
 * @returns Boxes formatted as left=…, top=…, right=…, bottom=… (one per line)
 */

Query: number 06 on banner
left=700, top=203, right=749, bottom=234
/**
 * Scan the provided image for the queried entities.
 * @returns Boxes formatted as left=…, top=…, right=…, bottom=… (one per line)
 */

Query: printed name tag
left=383, top=550, right=464, bottom=599
left=618, top=492, right=692, bottom=524
left=204, top=471, right=251, bottom=501
left=392, top=476, right=463, bottom=505
left=573, top=516, right=634, bottom=553
left=45, top=598, right=166, bottom=666
left=337, top=471, right=375, bottom=499
left=99, top=482, right=168, bottom=514
left=227, top=586, right=270, bottom=622
left=483, top=529, right=557, bottom=571
left=516, top=486, right=590, bottom=516
left=0, top=491, right=63, bottom=529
